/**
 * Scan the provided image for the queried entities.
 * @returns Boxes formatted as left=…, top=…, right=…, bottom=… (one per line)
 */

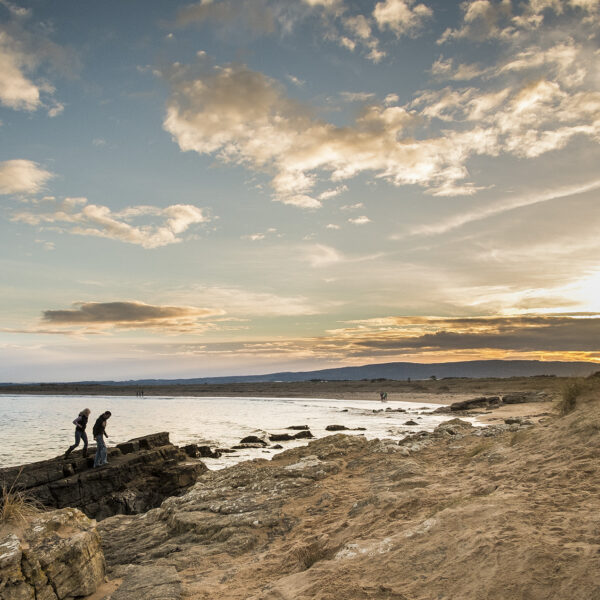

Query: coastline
left=0, top=374, right=567, bottom=404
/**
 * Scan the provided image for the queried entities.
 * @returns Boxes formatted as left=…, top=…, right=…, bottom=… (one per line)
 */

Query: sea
left=0, top=394, right=479, bottom=470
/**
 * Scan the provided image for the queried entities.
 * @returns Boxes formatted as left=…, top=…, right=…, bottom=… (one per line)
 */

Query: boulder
left=269, top=433, right=295, bottom=442
left=0, top=433, right=207, bottom=521
left=0, top=508, right=105, bottom=599
left=449, top=396, right=501, bottom=411
left=504, top=417, right=533, bottom=426
left=404, top=420, right=419, bottom=426
left=286, top=425, right=309, bottom=430
left=239, top=436, right=268, bottom=446
left=325, top=425, right=349, bottom=431
left=293, top=430, right=315, bottom=439
left=502, top=393, right=545, bottom=404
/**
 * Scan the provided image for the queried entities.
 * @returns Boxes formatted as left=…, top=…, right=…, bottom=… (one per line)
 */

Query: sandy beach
left=0, top=374, right=568, bottom=403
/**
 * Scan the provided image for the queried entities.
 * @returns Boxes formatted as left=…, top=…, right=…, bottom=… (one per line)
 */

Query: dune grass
left=557, top=380, right=586, bottom=416
left=0, top=469, right=41, bottom=524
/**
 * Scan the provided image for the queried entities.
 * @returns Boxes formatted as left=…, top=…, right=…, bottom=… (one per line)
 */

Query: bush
left=558, top=381, right=585, bottom=416
left=0, top=469, right=41, bottom=524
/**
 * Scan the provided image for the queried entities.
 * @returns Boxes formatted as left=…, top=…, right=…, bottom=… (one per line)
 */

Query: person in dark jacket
left=64, top=408, right=91, bottom=458
left=93, top=411, right=112, bottom=468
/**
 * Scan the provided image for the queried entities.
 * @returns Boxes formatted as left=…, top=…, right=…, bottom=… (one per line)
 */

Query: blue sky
left=1, top=0, right=599, bottom=381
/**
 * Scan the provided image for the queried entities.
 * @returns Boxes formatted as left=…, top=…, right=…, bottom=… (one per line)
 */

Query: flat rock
left=110, top=565, right=182, bottom=600
left=0, top=433, right=207, bottom=521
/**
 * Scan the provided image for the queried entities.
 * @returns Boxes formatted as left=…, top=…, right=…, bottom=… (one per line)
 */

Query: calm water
left=0, top=395, right=476, bottom=469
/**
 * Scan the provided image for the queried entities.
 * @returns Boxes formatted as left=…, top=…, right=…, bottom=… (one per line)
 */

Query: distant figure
left=380, top=391, right=388, bottom=402
left=64, top=408, right=91, bottom=458
left=93, top=411, right=112, bottom=468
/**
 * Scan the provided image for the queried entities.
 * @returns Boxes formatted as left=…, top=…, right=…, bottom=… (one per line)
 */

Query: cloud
left=11, top=197, right=211, bottom=248
left=348, top=215, right=371, bottom=225
left=373, top=0, right=433, bottom=37
left=304, top=243, right=344, bottom=267
left=0, top=159, right=54, bottom=194
left=163, top=59, right=493, bottom=205
left=409, top=178, right=600, bottom=236
left=127, top=313, right=600, bottom=366
left=0, top=12, right=76, bottom=115
left=183, top=285, right=322, bottom=316
left=38, top=301, right=225, bottom=334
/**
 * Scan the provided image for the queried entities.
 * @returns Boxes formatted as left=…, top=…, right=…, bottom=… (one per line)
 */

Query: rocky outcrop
left=0, top=508, right=105, bottom=599
left=450, top=396, right=501, bottom=411
left=0, top=433, right=207, bottom=521
left=93, top=400, right=600, bottom=600
left=502, top=392, right=547, bottom=404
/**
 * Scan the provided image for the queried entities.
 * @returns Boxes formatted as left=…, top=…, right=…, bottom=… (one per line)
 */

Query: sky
left=1, top=0, right=599, bottom=382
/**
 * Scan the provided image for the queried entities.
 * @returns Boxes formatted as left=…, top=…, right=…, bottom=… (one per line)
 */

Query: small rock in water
left=404, top=420, right=419, bottom=426
left=326, top=425, right=349, bottom=431
left=239, top=435, right=268, bottom=446
left=287, top=425, right=310, bottom=430
left=293, top=430, right=314, bottom=439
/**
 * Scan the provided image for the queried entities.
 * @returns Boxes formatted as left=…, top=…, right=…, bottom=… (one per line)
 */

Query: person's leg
left=81, top=431, right=88, bottom=457
left=65, top=429, right=80, bottom=457
left=94, top=434, right=103, bottom=467
left=100, top=436, right=108, bottom=466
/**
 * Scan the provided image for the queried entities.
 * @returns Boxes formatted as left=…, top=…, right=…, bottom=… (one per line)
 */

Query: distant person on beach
left=64, top=408, right=91, bottom=458
left=93, top=411, right=112, bottom=468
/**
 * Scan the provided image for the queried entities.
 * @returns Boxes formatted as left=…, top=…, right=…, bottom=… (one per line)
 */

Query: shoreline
left=0, top=375, right=568, bottom=404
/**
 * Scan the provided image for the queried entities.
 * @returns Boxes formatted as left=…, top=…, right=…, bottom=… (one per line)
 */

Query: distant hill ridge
left=63, top=359, right=600, bottom=386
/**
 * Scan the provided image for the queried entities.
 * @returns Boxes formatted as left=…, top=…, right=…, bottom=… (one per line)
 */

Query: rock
left=269, top=433, right=295, bottom=442
left=434, top=418, right=474, bottom=437
left=404, top=420, right=419, bottom=426
left=0, top=433, right=207, bottom=521
left=449, top=396, right=501, bottom=411
left=272, top=444, right=284, bottom=449
left=110, top=565, right=182, bottom=600
left=197, top=446, right=222, bottom=458
left=325, top=425, right=349, bottom=431
left=232, top=443, right=269, bottom=449
left=286, top=425, right=309, bottom=430
left=353, top=427, right=367, bottom=431
left=239, top=435, right=268, bottom=446
left=504, top=417, right=533, bottom=426
left=293, top=430, right=314, bottom=439
left=502, top=393, right=545, bottom=404
left=0, top=508, right=105, bottom=599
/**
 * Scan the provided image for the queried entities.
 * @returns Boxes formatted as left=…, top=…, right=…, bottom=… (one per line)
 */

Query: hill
left=109, top=359, right=600, bottom=385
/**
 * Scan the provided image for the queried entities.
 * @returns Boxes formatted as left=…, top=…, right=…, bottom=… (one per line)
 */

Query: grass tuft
left=292, top=542, right=330, bottom=570
left=0, top=469, right=41, bottom=524
left=557, top=381, right=585, bottom=416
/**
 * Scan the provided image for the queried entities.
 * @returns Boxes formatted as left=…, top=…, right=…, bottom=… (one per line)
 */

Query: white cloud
left=326, top=223, right=341, bottom=229
left=348, top=215, right=371, bottom=225
left=0, top=159, right=53, bottom=194
left=185, top=285, right=321, bottom=316
left=409, top=178, right=600, bottom=236
left=373, top=0, right=433, bottom=37
left=304, top=243, right=344, bottom=267
left=0, top=30, right=43, bottom=111
left=11, top=198, right=211, bottom=248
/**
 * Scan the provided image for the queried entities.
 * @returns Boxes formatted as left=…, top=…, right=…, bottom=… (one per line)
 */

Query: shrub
left=558, top=380, right=585, bottom=416
left=0, top=469, right=41, bottom=524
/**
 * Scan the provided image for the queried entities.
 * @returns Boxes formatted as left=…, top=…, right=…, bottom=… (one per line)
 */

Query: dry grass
left=557, top=380, right=585, bottom=416
left=292, top=541, right=330, bottom=570
left=0, top=469, right=42, bottom=524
